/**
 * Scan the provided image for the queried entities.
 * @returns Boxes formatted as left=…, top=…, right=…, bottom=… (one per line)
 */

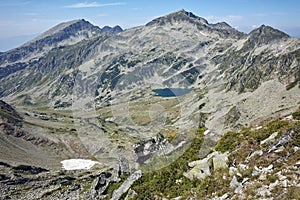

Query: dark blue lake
left=152, top=88, right=193, bottom=97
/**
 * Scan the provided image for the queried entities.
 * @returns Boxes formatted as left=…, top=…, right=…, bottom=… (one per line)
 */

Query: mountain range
left=0, top=10, right=299, bottom=199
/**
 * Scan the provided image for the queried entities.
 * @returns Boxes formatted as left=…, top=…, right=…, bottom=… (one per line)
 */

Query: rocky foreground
left=1, top=105, right=299, bottom=199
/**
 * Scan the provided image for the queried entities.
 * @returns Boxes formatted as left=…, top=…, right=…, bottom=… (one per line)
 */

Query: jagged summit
left=146, top=9, right=208, bottom=26
left=212, top=22, right=233, bottom=30
left=26, top=19, right=101, bottom=45
left=101, top=25, right=123, bottom=34
left=243, top=24, right=290, bottom=49
left=145, top=10, right=244, bottom=38
left=0, top=19, right=102, bottom=67
left=250, top=24, right=289, bottom=39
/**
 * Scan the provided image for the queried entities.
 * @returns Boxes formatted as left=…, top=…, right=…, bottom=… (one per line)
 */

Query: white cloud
left=0, top=1, right=30, bottom=7
left=253, top=12, right=287, bottom=17
left=64, top=1, right=126, bottom=8
left=132, top=7, right=143, bottom=11
left=24, top=12, right=38, bottom=16
left=97, top=14, right=109, bottom=17
left=253, top=13, right=268, bottom=17
left=206, top=15, right=243, bottom=23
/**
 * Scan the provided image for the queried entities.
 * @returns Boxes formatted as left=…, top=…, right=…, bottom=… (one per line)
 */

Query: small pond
left=152, top=88, right=193, bottom=97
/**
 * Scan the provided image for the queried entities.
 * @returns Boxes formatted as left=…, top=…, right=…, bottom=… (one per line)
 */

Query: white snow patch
left=61, top=159, right=100, bottom=170
left=204, top=129, right=211, bottom=135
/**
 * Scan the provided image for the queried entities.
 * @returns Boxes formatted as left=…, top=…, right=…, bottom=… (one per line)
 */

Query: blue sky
left=0, top=0, right=300, bottom=51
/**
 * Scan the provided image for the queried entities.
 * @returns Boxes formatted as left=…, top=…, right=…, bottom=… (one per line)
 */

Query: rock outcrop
left=112, top=170, right=142, bottom=200
left=184, top=151, right=228, bottom=180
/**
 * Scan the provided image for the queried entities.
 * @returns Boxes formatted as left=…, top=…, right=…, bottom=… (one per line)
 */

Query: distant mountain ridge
left=0, top=20, right=122, bottom=79
left=146, top=9, right=209, bottom=26
left=101, top=25, right=123, bottom=34
left=0, top=10, right=299, bottom=115
left=0, top=10, right=299, bottom=199
left=0, top=9, right=299, bottom=171
left=243, top=25, right=290, bottom=49
left=0, top=19, right=100, bottom=64
left=146, top=10, right=244, bottom=38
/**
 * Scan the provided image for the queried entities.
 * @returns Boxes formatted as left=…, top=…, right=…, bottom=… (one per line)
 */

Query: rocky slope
left=0, top=9, right=299, bottom=199
left=0, top=10, right=299, bottom=133
left=1, top=110, right=299, bottom=199
left=0, top=19, right=122, bottom=79
left=0, top=99, right=90, bottom=169
left=129, top=111, right=300, bottom=199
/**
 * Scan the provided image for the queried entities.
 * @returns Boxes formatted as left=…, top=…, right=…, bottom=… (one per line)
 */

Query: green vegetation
left=215, top=131, right=241, bottom=153
left=266, top=173, right=277, bottom=183
left=292, top=108, right=300, bottom=120
left=131, top=150, right=231, bottom=199
left=129, top=126, right=227, bottom=199
left=82, top=183, right=92, bottom=193
left=129, top=108, right=300, bottom=199
left=227, top=118, right=299, bottom=167
left=131, top=126, right=205, bottom=199
left=216, top=117, right=296, bottom=154
left=191, top=168, right=231, bottom=198
left=103, top=173, right=130, bottom=200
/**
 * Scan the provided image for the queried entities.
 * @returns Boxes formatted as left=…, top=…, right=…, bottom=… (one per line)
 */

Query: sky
left=0, top=0, right=300, bottom=51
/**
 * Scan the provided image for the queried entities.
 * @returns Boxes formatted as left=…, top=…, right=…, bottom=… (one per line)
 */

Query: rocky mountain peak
left=146, top=9, right=208, bottom=26
left=212, top=21, right=233, bottom=30
left=250, top=25, right=289, bottom=39
left=211, top=21, right=245, bottom=38
left=0, top=19, right=102, bottom=68
left=145, top=10, right=244, bottom=38
left=243, top=24, right=290, bottom=48
left=26, top=19, right=101, bottom=45
left=101, top=25, right=123, bottom=34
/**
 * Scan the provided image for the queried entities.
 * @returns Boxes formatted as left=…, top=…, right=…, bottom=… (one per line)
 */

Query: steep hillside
left=0, top=19, right=122, bottom=79
left=130, top=110, right=300, bottom=199
left=0, top=9, right=299, bottom=199
left=1, top=109, right=299, bottom=199
left=0, top=99, right=90, bottom=169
